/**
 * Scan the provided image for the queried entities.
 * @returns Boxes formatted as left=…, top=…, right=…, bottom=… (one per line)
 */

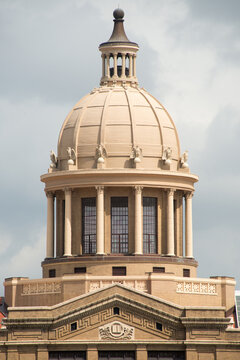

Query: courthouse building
left=1, top=8, right=240, bottom=360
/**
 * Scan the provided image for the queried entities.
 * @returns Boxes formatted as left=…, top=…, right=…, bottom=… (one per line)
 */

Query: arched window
left=143, top=197, right=157, bottom=254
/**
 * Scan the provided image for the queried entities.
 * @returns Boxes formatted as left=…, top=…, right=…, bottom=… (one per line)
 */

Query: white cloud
left=7, top=228, right=45, bottom=277
left=0, top=229, right=12, bottom=255
left=1, top=228, right=45, bottom=294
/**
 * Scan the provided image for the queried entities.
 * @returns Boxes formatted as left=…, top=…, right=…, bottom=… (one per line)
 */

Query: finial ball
left=113, top=8, right=124, bottom=20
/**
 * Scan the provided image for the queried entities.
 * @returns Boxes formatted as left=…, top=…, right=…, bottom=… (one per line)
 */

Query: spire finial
left=113, top=8, right=124, bottom=20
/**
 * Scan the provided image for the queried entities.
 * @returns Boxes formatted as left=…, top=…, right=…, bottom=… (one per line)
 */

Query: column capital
left=167, top=188, right=175, bottom=196
left=45, top=191, right=55, bottom=198
left=185, top=191, right=194, bottom=199
left=95, top=185, right=104, bottom=194
left=64, top=187, right=72, bottom=193
left=134, top=185, right=143, bottom=193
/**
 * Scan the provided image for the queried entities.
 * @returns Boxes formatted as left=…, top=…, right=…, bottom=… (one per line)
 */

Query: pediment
left=48, top=284, right=185, bottom=341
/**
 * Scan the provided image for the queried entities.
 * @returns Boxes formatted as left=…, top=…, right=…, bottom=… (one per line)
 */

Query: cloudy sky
left=0, top=0, right=240, bottom=294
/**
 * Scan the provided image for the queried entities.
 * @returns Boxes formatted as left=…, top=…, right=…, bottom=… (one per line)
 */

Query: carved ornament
left=167, top=188, right=175, bottom=197
left=134, top=185, right=143, bottom=194
left=185, top=192, right=193, bottom=200
left=99, top=321, right=134, bottom=340
left=180, top=150, right=189, bottom=168
left=22, top=282, right=61, bottom=295
left=176, top=281, right=217, bottom=295
left=130, top=145, right=142, bottom=163
left=67, top=147, right=76, bottom=165
left=162, top=146, right=172, bottom=165
left=96, top=144, right=107, bottom=163
left=50, top=150, right=57, bottom=168
left=89, top=279, right=148, bottom=293
left=95, top=185, right=104, bottom=194
left=54, top=303, right=174, bottom=340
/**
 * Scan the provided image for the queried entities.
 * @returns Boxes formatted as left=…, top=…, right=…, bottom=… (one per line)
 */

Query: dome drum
left=41, top=184, right=198, bottom=279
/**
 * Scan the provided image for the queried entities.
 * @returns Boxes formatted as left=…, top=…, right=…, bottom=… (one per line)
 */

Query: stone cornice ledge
left=41, top=169, right=198, bottom=191
left=181, top=317, right=230, bottom=329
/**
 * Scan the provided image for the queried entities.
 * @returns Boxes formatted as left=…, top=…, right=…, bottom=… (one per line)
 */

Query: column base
left=63, top=254, right=72, bottom=257
left=166, top=253, right=175, bottom=256
left=96, top=252, right=106, bottom=255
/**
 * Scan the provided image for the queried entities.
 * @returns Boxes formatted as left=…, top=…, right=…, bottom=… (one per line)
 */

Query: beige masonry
left=2, top=7, right=240, bottom=360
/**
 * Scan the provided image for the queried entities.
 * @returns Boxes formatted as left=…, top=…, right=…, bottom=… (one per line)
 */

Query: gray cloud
left=186, top=0, right=240, bottom=25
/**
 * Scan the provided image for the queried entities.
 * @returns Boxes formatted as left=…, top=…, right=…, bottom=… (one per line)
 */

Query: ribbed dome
left=57, top=85, right=181, bottom=171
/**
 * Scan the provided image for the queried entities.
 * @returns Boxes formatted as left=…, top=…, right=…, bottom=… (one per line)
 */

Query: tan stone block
left=87, top=347, right=98, bottom=360
left=7, top=350, right=19, bottom=360
left=37, top=348, right=48, bottom=360
left=19, top=354, right=36, bottom=360
left=136, top=346, right=147, bottom=360
left=0, top=351, right=7, bottom=360
left=198, top=353, right=215, bottom=360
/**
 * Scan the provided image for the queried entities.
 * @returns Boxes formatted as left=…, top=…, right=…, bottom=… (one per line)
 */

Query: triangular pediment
left=47, top=284, right=185, bottom=341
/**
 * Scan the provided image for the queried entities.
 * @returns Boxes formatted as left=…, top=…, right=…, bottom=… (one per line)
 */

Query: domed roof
left=57, top=85, right=181, bottom=171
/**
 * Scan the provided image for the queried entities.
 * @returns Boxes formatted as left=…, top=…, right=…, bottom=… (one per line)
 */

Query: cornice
left=41, top=169, right=198, bottom=192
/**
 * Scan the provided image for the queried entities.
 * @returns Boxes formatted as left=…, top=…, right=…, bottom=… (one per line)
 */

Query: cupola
left=99, top=9, right=139, bottom=86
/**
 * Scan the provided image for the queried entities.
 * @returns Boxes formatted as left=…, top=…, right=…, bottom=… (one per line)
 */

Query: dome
left=57, top=85, right=181, bottom=171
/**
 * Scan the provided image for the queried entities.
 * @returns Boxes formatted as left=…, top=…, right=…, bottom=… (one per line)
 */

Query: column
left=121, top=54, right=126, bottom=77
left=6, top=348, right=19, bottom=360
left=129, top=54, right=133, bottom=77
left=87, top=346, right=98, bottom=360
left=134, top=186, right=143, bottom=254
left=64, top=188, right=72, bottom=256
left=37, top=346, right=49, bottom=360
left=136, top=346, right=148, bottom=360
left=133, top=55, right=136, bottom=77
left=96, top=186, right=105, bottom=255
left=113, top=53, right=117, bottom=77
left=101, top=54, right=105, bottom=77
left=185, top=192, right=193, bottom=258
left=46, top=191, right=54, bottom=258
left=167, top=188, right=175, bottom=256
left=106, top=54, right=110, bottom=77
